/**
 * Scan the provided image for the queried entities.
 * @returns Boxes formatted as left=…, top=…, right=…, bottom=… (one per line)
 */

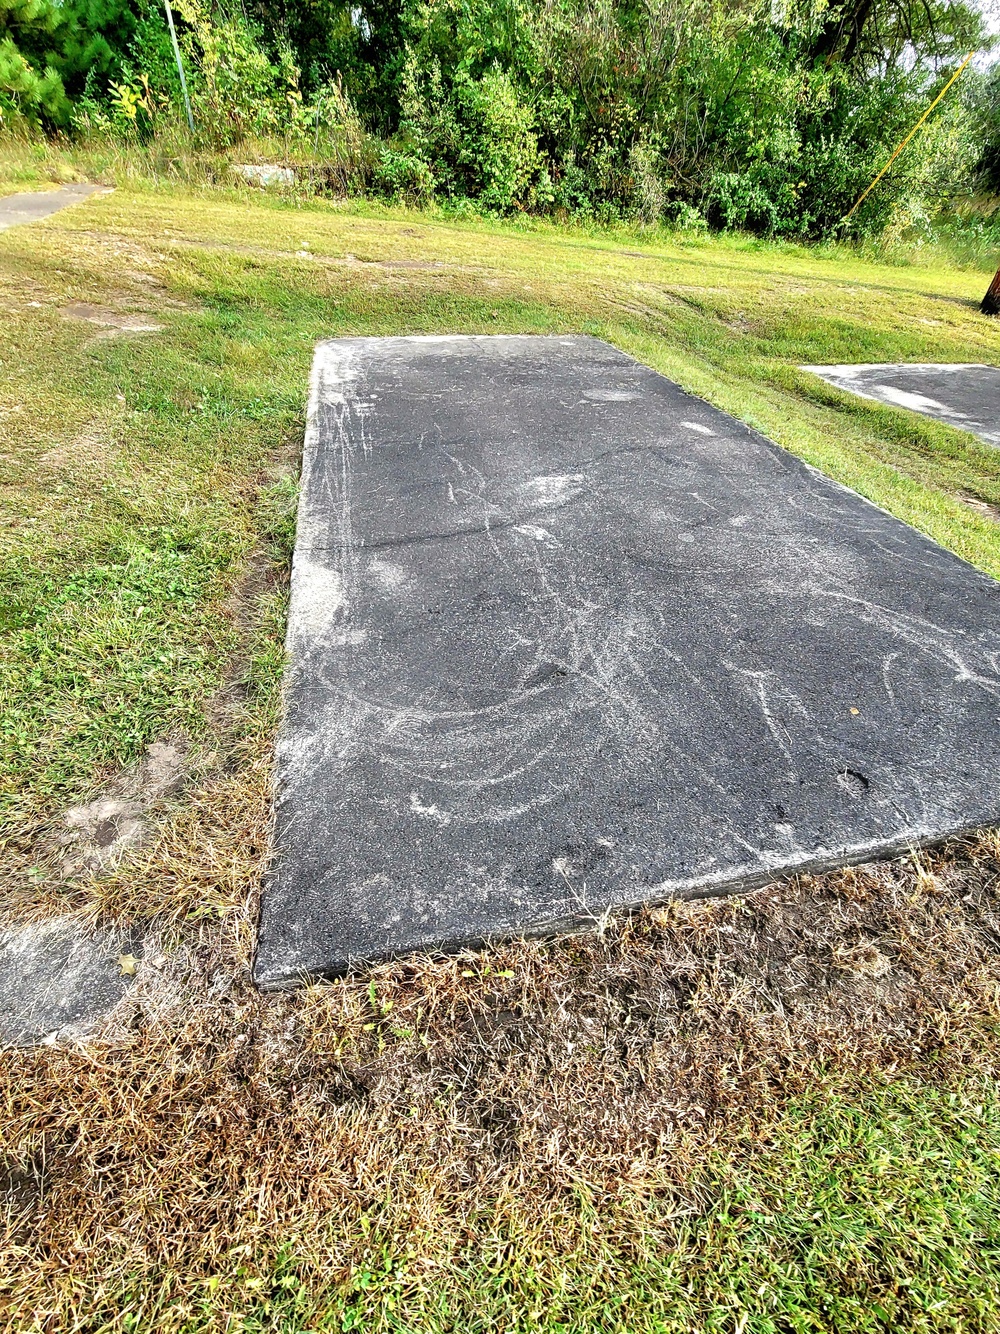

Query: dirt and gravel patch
left=59, top=302, right=164, bottom=333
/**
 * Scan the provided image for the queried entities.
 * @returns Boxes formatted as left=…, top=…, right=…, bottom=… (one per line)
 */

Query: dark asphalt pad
left=254, top=335, right=1000, bottom=987
left=803, top=363, right=1000, bottom=447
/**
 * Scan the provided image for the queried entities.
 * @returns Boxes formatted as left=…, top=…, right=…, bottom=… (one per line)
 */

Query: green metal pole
left=163, top=0, right=195, bottom=133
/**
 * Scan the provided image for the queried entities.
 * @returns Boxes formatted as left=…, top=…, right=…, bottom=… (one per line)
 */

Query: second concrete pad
left=802, top=363, right=1000, bottom=447
left=0, top=184, right=107, bottom=231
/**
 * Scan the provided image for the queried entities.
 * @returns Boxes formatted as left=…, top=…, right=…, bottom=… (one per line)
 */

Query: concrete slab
left=254, top=335, right=1000, bottom=987
left=802, top=363, right=1000, bottom=447
left=0, top=184, right=108, bottom=232
left=231, top=164, right=297, bottom=188
left=0, top=917, right=140, bottom=1047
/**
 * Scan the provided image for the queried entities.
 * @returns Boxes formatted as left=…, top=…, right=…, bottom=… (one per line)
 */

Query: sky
left=976, top=0, right=1000, bottom=46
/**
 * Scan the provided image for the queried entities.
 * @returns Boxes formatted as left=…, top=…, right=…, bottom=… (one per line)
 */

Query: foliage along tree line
left=1, top=0, right=998, bottom=236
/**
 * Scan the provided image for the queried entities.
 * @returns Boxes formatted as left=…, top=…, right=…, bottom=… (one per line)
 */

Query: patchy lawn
left=2, top=157, right=1000, bottom=1332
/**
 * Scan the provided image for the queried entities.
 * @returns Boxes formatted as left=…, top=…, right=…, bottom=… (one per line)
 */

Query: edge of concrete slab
left=252, top=816, right=994, bottom=990
left=0, top=183, right=112, bottom=231
left=802, top=363, right=992, bottom=373
left=0, top=915, right=143, bottom=1048
left=799, top=362, right=1000, bottom=448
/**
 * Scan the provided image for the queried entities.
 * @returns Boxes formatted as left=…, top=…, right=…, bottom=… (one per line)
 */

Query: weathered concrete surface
left=0, top=183, right=108, bottom=232
left=0, top=917, right=140, bottom=1047
left=255, top=335, right=1000, bottom=987
left=803, top=363, right=1000, bottom=447
left=231, top=164, right=297, bottom=188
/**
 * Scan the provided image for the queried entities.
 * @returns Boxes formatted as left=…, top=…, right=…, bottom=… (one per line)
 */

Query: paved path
left=0, top=183, right=107, bottom=231
left=803, top=363, right=1000, bottom=447
left=254, top=335, right=1000, bottom=987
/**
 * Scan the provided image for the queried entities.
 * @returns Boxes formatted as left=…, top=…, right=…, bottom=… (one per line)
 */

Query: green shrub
left=451, top=66, right=538, bottom=212
left=2, top=0, right=994, bottom=238
left=373, top=142, right=435, bottom=201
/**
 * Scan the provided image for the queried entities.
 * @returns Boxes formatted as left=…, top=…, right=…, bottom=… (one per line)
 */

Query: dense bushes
left=1, top=0, right=995, bottom=238
left=972, top=62, right=1000, bottom=196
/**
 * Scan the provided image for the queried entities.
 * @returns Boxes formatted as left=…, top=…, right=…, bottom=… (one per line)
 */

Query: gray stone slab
left=254, top=335, right=1000, bottom=987
left=232, top=163, right=297, bottom=188
left=802, top=363, right=1000, bottom=447
left=0, top=917, right=140, bottom=1047
left=0, top=183, right=107, bottom=232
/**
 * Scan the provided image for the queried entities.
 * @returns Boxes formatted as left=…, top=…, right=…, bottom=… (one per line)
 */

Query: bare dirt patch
left=959, top=490, right=1000, bottom=522
left=52, top=740, right=189, bottom=880
left=38, top=426, right=110, bottom=472
left=372, top=258, right=445, bottom=270
left=60, top=302, right=163, bottom=333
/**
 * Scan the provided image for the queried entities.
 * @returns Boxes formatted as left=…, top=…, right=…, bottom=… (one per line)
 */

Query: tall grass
left=3, top=126, right=999, bottom=277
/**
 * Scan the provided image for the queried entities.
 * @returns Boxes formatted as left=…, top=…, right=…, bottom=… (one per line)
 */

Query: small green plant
left=108, top=79, right=143, bottom=122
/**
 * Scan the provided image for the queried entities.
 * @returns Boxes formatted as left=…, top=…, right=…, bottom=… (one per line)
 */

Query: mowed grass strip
left=2, top=169, right=1000, bottom=1330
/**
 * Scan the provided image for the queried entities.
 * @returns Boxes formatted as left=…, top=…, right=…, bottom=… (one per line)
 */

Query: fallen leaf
left=118, top=953, right=139, bottom=976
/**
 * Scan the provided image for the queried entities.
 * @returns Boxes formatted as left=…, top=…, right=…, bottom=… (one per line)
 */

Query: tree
left=0, top=0, right=135, bottom=125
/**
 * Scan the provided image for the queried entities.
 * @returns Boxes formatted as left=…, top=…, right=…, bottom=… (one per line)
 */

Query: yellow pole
left=843, top=51, right=976, bottom=225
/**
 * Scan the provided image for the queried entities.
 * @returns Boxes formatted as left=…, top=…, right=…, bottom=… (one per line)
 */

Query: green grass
left=248, top=1076, right=1000, bottom=1333
left=3, top=140, right=1000, bottom=1333
left=3, top=175, right=999, bottom=831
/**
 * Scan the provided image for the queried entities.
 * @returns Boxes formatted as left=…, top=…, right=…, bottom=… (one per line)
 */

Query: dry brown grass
left=2, top=820, right=1000, bottom=1330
